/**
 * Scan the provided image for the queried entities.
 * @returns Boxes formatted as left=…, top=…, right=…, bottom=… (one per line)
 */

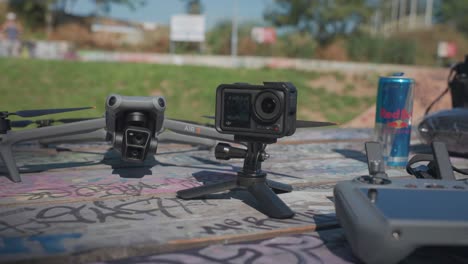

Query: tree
left=7, top=0, right=145, bottom=29
left=7, top=0, right=51, bottom=29
left=438, top=0, right=468, bottom=36
left=264, top=0, right=372, bottom=45
left=92, top=0, right=145, bottom=15
left=182, top=0, right=203, bottom=15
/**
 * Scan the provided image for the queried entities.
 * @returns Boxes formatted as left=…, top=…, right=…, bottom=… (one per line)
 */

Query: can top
left=379, top=72, right=414, bottom=84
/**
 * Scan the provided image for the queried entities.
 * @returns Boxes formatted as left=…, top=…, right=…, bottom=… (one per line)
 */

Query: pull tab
left=391, top=72, right=405, bottom=77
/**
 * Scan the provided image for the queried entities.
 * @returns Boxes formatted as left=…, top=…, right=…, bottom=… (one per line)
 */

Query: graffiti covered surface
left=0, top=128, right=409, bottom=263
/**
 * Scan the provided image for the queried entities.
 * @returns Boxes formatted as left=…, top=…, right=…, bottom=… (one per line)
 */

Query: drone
left=0, top=97, right=237, bottom=183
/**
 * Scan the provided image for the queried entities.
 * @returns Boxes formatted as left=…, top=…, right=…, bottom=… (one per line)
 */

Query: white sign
left=170, top=15, right=205, bottom=42
left=437, top=41, right=457, bottom=58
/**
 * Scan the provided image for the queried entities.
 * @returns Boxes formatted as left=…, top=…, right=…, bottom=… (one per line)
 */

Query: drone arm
left=6, top=118, right=106, bottom=144
left=38, top=127, right=218, bottom=148
left=39, top=128, right=107, bottom=145
left=163, top=119, right=236, bottom=143
left=158, top=131, right=217, bottom=147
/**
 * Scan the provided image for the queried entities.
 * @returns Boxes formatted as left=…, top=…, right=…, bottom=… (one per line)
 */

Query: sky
left=68, top=0, right=274, bottom=29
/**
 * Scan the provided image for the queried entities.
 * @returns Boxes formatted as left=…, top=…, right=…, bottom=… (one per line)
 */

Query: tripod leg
left=177, top=179, right=238, bottom=199
left=248, top=182, right=295, bottom=219
left=266, top=179, right=293, bottom=194
left=0, top=145, right=21, bottom=183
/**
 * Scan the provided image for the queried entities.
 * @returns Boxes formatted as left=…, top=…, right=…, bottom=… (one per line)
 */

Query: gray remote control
left=334, top=142, right=468, bottom=264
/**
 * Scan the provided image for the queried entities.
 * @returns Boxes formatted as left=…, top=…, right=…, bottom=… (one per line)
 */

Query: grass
left=0, top=58, right=375, bottom=125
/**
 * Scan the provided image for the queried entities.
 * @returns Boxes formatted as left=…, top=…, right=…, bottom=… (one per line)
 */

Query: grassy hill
left=0, top=58, right=375, bottom=125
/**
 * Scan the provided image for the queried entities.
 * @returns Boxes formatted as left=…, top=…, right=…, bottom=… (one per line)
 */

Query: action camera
left=105, top=94, right=166, bottom=162
left=215, top=82, right=297, bottom=139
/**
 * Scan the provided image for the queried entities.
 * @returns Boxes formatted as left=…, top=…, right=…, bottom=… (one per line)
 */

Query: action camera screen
left=224, top=93, right=251, bottom=128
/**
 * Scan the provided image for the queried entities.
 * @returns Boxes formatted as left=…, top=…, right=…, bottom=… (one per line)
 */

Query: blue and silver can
left=375, top=72, right=414, bottom=167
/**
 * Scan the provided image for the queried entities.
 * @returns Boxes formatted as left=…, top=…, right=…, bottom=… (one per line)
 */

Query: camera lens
left=254, top=91, right=282, bottom=123
left=126, top=146, right=144, bottom=161
left=261, top=97, right=277, bottom=114
left=126, top=129, right=149, bottom=146
left=134, top=134, right=144, bottom=144
left=126, top=112, right=147, bottom=126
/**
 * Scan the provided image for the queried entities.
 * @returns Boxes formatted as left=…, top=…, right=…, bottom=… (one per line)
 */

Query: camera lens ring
left=254, top=91, right=282, bottom=123
left=108, top=96, right=117, bottom=106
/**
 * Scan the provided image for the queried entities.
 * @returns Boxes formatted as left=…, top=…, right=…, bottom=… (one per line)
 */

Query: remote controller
left=334, top=142, right=468, bottom=264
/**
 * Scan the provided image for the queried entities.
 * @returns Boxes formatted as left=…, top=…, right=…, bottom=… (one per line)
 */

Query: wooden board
left=1, top=128, right=467, bottom=263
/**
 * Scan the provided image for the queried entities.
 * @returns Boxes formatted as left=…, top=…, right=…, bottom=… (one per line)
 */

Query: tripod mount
left=177, top=136, right=295, bottom=219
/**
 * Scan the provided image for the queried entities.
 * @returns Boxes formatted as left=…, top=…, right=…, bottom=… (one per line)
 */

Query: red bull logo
left=380, top=108, right=411, bottom=130
left=380, top=109, right=411, bottom=120
left=387, top=120, right=409, bottom=129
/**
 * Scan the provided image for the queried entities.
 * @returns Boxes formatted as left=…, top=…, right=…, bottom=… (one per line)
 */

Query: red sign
left=437, top=41, right=457, bottom=58
left=251, top=27, right=277, bottom=44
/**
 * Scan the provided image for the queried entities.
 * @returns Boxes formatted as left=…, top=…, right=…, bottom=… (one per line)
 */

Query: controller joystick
left=356, top=142, right=391, bottom=185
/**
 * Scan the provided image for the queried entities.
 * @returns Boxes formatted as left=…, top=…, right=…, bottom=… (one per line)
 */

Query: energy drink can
left=375, top=72, right=414, bottom=167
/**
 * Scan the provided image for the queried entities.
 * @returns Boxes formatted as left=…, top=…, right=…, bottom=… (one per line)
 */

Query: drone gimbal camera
left=105, top=94, right=166, bottom=163
left=178, top=82, right=299, bottom=219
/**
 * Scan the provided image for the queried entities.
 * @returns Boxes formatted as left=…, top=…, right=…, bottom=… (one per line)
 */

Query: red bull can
left=375, top=72, right=414, bottom=167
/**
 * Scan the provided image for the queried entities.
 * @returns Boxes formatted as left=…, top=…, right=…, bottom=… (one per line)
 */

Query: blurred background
left=0, top=0, right=465, bottom=127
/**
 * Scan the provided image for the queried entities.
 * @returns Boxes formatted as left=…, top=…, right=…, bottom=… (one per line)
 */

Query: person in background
left=1, top=12, right=22, bottom=57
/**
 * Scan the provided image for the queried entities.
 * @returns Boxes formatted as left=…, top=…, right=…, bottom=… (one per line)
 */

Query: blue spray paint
left=0, top=237, right=30, bottom=254
left=0, top=233, right=82, bottom=255
left=29, top=233, right=82, bottom=253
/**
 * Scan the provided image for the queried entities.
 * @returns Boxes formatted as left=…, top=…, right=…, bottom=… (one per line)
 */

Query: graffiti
left=0, top=233, right=82, bottom=255
left=0, top=218, right=51, bottom=235
left=12, top=179, right=201, bottom=201
left=0, top=237, right=31, bottom=255
left=200, top=210, right=337, bottom=235
left=29, top=233, right=83, bottom=254
left=0, top=207, right=35, bottom=217
left=0, top=40, right=73, bottom=60
left=0, top=197, right=217, bottom=259
left=103, top=233, right=357, bottom=264
left=0, top=197, right=216, bottom=237
left=0, top=128, right=382, bottom=263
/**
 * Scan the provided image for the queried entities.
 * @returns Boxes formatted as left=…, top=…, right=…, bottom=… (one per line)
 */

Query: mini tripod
left=177, top=136, right=295, bottom=219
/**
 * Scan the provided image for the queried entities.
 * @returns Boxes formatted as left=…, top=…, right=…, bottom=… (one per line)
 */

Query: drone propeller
left=202, top=116, right=336, bottom=128
left=10, top=120, right=34, bottom=128
left=10, top=117, right=98, bottom=128
left=6, top=107, right=94, bottom=118
left=296, top=120, right=337, bottom=128
left=54, top=117, right=97, bottom=123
